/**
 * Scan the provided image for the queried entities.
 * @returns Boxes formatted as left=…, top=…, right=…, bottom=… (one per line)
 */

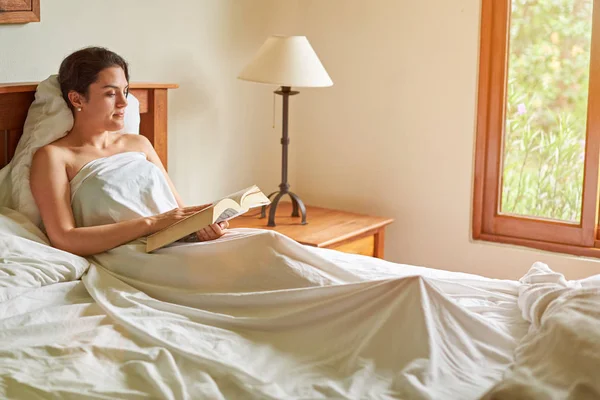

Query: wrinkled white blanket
left=0, top=152, right=536, bottom=399
left=481, top=262, right=600, bottom=400
left=86, top=234, right=526, bottom=399
left=0, top=204, right=529, bottom=399
left=4, top=196, right=599, bottom=399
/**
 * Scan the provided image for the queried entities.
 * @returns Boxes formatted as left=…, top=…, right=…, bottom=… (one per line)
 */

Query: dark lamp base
left=260, top=188, right=307, bottom=227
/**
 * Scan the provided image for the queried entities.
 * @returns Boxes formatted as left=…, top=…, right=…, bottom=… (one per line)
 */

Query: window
left=473, top=0, right=600, bottom=257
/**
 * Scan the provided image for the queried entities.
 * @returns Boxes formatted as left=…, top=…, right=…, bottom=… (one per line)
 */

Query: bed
left=0, top=82, right=598, bottom=400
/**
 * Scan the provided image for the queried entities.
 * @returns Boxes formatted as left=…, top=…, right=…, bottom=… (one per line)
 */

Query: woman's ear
left=67, top=90, right=85, bottom=109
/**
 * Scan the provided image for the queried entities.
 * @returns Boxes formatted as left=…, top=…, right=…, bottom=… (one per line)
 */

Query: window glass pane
left=501, top=0, right=593, bottom=223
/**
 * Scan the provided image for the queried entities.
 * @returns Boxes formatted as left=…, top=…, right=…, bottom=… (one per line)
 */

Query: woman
left=29, top=46, right=357, bottom=294
left=30, top=47, right=228, bottom=257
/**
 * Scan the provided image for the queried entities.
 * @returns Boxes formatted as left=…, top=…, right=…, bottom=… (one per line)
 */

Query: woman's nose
left=117, top=92, right=128, bottom=108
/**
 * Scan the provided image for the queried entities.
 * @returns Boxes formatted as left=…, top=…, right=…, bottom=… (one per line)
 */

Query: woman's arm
left=30, top=145, right=203, bottom=256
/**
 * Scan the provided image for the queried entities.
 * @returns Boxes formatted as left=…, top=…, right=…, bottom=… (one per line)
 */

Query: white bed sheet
left=0, top=270, right=526, bottom=400
left=481, top=263, right=600, bottom=399
left=0, top=208, right=531, bottom=399
left=0, top=281, right=222, bottom=399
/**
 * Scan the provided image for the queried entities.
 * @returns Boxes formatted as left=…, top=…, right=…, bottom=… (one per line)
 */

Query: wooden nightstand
left=229, top=202, right=394, bottom=258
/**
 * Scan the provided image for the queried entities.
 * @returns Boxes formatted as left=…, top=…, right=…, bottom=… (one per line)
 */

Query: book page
left=211, top=185, right=269, bottom=207
left=213, top=186, right=253, bottom=207
left=215, top=207, right=245, bottom=223
left=240, top=186, right=270, bottom=209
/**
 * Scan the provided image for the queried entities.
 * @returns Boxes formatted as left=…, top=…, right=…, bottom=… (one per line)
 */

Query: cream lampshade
left=238, top=35, right=333, bottom=87
left=238, top=35, right=333, bottom=227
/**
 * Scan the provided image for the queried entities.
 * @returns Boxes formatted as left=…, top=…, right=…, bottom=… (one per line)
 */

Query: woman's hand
left=147, top=204, right=212, bottom=234
left=196, top=220, right=229, bottom=242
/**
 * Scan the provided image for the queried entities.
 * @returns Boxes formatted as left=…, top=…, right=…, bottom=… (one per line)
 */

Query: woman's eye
left=107, top=93, right=116, bottom=97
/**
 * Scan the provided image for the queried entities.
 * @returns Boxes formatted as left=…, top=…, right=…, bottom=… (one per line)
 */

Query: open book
left=146, top=185, right=270, bottom=252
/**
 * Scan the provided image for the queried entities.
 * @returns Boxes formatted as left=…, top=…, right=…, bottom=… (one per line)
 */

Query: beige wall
left=276, top=0, right=600, bottom=280
left=0, top=0, right=284, bottom=204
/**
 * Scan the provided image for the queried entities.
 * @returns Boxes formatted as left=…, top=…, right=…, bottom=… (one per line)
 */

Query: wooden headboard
left=0, top=82, right=178, bottom=170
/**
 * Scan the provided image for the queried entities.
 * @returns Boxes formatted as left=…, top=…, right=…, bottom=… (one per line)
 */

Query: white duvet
left=1, top=150, right=597, bottom=399
left=481, top=263, right=600, bottom=400
left=0, top=205, right=529, bottom=399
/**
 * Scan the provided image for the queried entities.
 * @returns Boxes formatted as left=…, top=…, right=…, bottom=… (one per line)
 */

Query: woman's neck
left=68, top=120, right=111, bottom=149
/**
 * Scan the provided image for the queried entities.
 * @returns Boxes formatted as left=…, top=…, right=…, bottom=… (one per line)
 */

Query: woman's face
left=76, top=66, right=129, bottom=132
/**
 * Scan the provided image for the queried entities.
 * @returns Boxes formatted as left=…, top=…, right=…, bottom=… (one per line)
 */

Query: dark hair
left=58, top=46, right=129, bottom=110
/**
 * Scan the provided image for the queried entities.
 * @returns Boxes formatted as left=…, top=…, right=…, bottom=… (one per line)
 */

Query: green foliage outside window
left=501, top=0, right=592, bottom=222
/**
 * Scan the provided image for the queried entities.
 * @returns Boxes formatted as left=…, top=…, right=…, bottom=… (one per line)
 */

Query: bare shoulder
left=32, top=144, right=68, bottom=167
left=30, top=144, right=69, bottom=185
left=116, top=133, right=152, bottom=152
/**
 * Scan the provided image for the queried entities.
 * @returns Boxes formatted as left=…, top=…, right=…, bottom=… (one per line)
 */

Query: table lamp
left=238, top=35, right=333, bottom=227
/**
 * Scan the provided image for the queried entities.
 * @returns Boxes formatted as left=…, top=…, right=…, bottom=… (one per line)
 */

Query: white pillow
left=0, top=166, right=10, bottom=208
left=9, top=75, right=140, bottom=227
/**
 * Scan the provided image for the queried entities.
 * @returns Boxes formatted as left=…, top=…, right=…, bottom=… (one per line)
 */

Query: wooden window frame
left=473, top=0, right=600, bottom=258
left=0, top=0, right=40, bottom=24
